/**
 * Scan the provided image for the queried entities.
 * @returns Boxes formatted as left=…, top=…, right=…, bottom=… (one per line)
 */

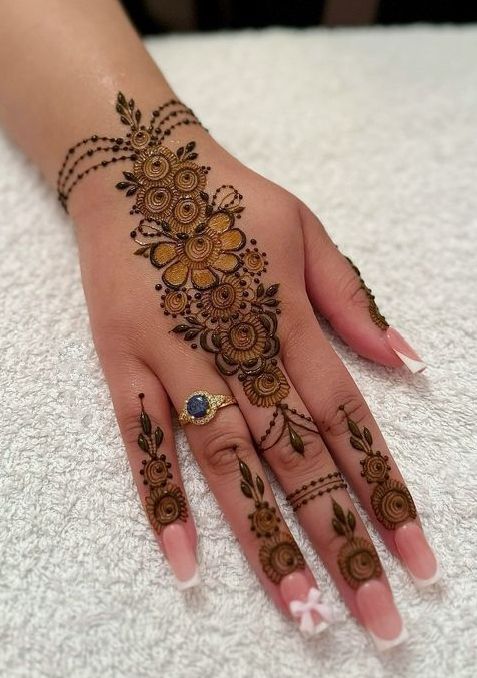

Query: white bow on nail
left=289, top=587, right=336, bottom=634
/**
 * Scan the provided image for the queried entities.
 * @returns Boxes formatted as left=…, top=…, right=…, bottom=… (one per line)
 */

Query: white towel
left=0, top=25, right=476, bottom=678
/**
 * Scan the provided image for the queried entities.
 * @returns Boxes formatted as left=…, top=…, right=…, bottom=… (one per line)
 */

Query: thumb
left=299, top=202, right=426, bottom=374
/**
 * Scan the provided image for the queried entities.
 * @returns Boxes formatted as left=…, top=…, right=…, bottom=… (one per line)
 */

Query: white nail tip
left=393, top=349, right=427, bottom=374
left=412, top=562, right=442, bottom=590
left=174, top=567, right=201, bottom=591
left=369, top=625, right=409, bottom=652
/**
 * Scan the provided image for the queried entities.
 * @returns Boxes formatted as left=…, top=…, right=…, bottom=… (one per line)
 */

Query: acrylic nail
left=395, top=522, right=441, bottom=589
left=279, top=572, right=334, bottom=636
left=162, top=523, right=200, bottom=591
left=356, top=580, right=408, bottom=652
left=385, top=327, right=426, bottom=374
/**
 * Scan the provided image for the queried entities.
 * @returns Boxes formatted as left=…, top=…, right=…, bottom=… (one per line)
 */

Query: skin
left=0, top=0, right=428, bottom=631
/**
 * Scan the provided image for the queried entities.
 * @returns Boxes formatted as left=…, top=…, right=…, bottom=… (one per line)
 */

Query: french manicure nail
left=395, top=522, right=441, bottom=589
left=356, top=580, right=407, bottom=652
left=385, top=327, right=426, bottom=374
left=162, top=523, right=200, bottom=591
left=280, top=572, right=335, bottom=636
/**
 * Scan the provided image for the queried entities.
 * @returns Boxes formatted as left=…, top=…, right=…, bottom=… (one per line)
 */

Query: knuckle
left=320, top=394, right=369, bottom=438
left=265, top=426, right=331, bottom=479
left=198, top=421, right=253, bottom=478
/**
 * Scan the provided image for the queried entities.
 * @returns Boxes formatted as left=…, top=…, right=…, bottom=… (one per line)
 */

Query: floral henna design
left=57, top=92, right=318, bottom=456
left=331, top=499, right=382, bottom=589
left=340, top=405, right=417, bottom=530
left=344, top=255, right=388, bottom=330
left=136, top=393, right=187, bottom=533
left=238, top=458, right=305, bottom=584
left=286, top=471, right=347, bottom=511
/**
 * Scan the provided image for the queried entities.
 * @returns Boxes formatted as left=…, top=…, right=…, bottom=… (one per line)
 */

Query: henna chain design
left=340, top=406, right=417, bottom=530
left=57, top=92, right=322, bottom=456
left=286, top=471, right=347, bottom=511
left=331, top=499, right=382, bottom=589
left=136, top=393, right=187, bottom=533
left=238, top=458, right=305, bottom=584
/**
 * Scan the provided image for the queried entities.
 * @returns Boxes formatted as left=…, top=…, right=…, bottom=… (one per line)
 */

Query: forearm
left=0, top=0, right=175, bottom=190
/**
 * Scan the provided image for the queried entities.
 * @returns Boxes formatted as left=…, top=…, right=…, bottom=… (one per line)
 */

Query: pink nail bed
left=385, top=327, right=426, bottom=374
left=356, top=580, right=408, bottom=652
left=162, top=524, right=200, bottom=591
left=395, top=522, right=441, bottom=588
left=280, top=572, right=334, bottom=636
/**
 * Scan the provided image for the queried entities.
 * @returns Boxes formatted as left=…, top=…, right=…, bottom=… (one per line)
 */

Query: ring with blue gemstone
left=178, top=390, right=238, bottom=426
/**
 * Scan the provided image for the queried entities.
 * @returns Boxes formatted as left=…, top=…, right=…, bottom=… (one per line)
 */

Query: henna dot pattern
left=136, top=393, right=187, bottom=534
left=238, top=458, right=304, bottom=584
left=339, top=405, right=417, bottom=530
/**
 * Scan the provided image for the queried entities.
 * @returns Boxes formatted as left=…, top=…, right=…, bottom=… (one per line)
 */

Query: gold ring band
left=178, top=390, right=238, bottom=426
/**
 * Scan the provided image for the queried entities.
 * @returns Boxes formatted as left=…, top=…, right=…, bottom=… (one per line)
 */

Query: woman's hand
left=63, top=94, right=438, bottom=649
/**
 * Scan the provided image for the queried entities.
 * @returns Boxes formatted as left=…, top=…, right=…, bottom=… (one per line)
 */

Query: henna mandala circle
left=259, top=533, right=305, bottom=584
left=243, top=364, right=290, bottom=408
left=173, top=163, right=206, bottom=193
left=137, top=185, right=174, bottom=220
left=360, top=453, right=390, bottom=483
left=146, top=484, right=188, bottom=532
left=371, top=479, right=417, bottom=530
left=337, top=537, right=382, bottom=589
left=241, top=249, right=268, bottom=275
left=162, top=289, right=188, bottom=315
left=134, top=145, right=177, bottom=182
left=142, top=457, right=171, bottom=487
left=249, top=503, right=280, bottom=538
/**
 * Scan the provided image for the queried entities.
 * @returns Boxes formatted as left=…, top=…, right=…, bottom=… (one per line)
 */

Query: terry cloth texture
left=0, top=25, right=476, bottom=678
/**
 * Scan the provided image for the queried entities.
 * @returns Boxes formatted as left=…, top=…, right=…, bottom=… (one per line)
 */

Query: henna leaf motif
left=239, top=460, right=253, bottom=486
left=350, top=437, right=366, bottom=452
left=363, top=427, right=373, bottom=446
left=240, top=481, right=253, bottom=499
left=332, top=499, right=347, bottom=525
left=154, top=426, right=164, bottom=448
left=137, top=433, right=148, bottom=453
left=332, top=518, right=346, bottom=536
left=288, top=425, right=305, bottom=455
left=140, top=410, right=152, bottom=435
left=347, top=419, right=362, bottom=439
left=347, top=511, right=356, bottom=532
left=256, top=475, right=265, bottom=498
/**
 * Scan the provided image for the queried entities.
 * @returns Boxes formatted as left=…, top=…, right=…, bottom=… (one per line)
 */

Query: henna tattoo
left=238, top=458, right=305, bottom=584
left=58, top=92, right=310, bottom=455
left=344, top=255, right=388, bottom=330
left=331, top=499, right=382, bottom=589
left=258, top=403, right=320, bottom=455
left=136, top=393, right=187, bottom=533
left=286, top=471, right=347, bottom=511
left=340, top=406, right=417, bottom=530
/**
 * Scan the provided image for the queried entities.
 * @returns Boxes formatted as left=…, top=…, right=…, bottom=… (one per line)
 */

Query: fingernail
left=395, top=522, right=441, bottom=589
left=385, top=327, right=426, bottom=374
left=280, top=572, right=334, bottom=636
left=356, top=580, right=408, bottom=652
left=162, top=524, right=200, bottom=591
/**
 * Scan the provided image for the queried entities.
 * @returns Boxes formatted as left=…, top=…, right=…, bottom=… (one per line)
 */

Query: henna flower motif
left=243, top=363, right=290, bottom=407
left=219, top=314, right=269, bottom=364
left=150, top=211, right=245, bottom=289
left=371, top=479, right=417, bottom=530
left=141, top=455, right=172, bottom=487
left=360, top=452, right=390, bottom=484
left=259, top=532, right=305, bottom=584
left=134, top=145, right=178, bottom=184
left=241, top=247, right=268, bottom=275
left=145, top=484, right=188, bottom=532
left=249, top=502, right=280, bottom=538
left=190, top=272, right=253, bottom=324
left=162, top=289, right=189, bottom=315
left=337, top=537, right=382, bottom=589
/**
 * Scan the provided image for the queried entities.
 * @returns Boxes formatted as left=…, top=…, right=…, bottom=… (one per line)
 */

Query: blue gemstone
left=187, top=394, right=210, bottom=419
